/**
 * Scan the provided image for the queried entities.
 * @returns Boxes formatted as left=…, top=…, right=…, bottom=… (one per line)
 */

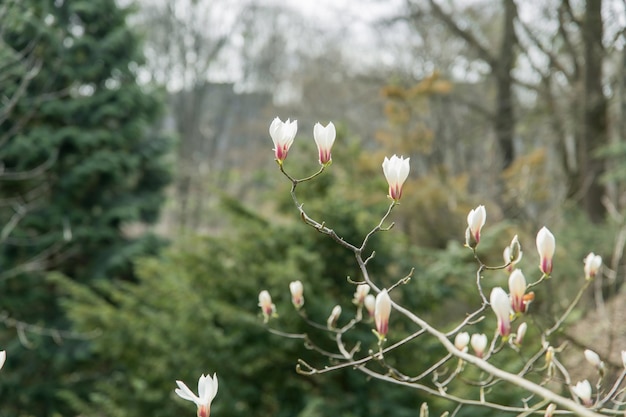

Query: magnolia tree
left=173, top=117, right=618, bottom=417
left=257, top=117, right=624, bottom=417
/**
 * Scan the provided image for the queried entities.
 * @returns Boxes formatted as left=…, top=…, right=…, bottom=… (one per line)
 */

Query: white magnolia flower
left=313, top=122, right=336, bottom=165
left=572, top=379, right=592, bottom=406
left=175, top=373, right=219, bottom=417
left=382, top=155, right=410, bottom=201
left=269, top=117, right=298, bottom=163
left=583, top=253, right=602, bottom=280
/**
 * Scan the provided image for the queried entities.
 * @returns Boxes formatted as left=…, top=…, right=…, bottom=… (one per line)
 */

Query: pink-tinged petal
left=490, top=287, right=511, bottom=337
left=508, top=269, right=527, bottom=313
left=375, top=290, right=391, bottom=336
left=536, top=227, right=555, bottom=275
left=382, top=155, right=410, bottom=201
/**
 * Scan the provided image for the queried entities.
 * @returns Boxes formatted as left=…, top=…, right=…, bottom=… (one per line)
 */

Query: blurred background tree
left=0, top=0, right=171, bottom=415
left=55, top=138, right=460, bottom=416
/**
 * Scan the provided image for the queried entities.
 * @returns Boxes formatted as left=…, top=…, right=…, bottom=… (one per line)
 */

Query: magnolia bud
left=364, top=294, right=376, bottom=318
left=289, top=280, right=304, bottom=309
left=470, top=333, right=488, bottom=358
left=490, top=287, right=511, bottom=338
left=454, top=332, right=470, bottom=351
left=544, top=403, right=556, bottom=417
left=572, top=380, right=592, bottom=406
left=327, top=305, right=342, bottom=329
left=374, top=290, right=392, bottom=338
left=419, top=402, right=429, bottom=417
left=258, top=290, right=276, bottom=323
left=465, top=205, right=486, bottom=248
left=584, top=349, right=605, bottom=375
left=536, top=227, right=556, bottom=276
left=353, top=284, right=370, bottom=305
left=504, top=235, right=523, bottom=272
left=514, top=322, right=527, bottom=346
left=508, top=269, right=527, bottom=314
left=583, top=253, right=602, bottom=280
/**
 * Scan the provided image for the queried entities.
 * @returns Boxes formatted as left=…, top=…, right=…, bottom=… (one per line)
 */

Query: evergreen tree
left=0, top=0, right=171, bottom=415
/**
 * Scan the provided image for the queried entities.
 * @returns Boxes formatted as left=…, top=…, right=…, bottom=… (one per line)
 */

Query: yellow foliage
left=501, top=148, right=549, bottom=205
left=379, top=73, right=452, bottom=157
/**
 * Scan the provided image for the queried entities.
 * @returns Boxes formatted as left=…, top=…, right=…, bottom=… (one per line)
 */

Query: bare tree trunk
left=493, top=0, right=517, bottom=169
left=580, top=0, right=607, bottom=222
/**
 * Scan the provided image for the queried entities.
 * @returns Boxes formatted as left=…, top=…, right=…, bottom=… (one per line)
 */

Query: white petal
left=175, top=380, right=200, bottom=404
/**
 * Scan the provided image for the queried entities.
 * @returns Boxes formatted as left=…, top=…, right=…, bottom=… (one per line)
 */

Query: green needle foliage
left=55, top=190, right=450, bottom=416
left=0, top=0, right=171, bottom=415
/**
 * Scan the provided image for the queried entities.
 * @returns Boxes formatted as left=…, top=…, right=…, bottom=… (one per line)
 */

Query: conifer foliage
left=0, top=0, right=171, bottom=414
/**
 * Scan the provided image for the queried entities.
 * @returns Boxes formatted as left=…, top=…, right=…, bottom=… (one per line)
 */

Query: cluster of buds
left=258, top=279, right=392, bottom=342
left=261, top=116, right=618, bottom=416
left=454, top=331, right=489, bottom=358
left=175, top=373, right=219, bottom=417
left=466, top=206, right=561, bottom=340
left=271, top=118, right=411, bottom=200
